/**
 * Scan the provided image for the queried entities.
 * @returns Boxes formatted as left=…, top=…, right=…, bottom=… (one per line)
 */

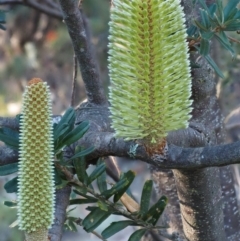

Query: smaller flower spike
left=18, top=78, right=55, bottom=241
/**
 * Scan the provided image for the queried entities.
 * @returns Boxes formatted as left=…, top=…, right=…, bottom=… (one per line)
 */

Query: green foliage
left=0, top=10, right=6, bottom=30
left=64, top=158, right=168, bottom=241
left=188, top=0, right=240, bottom=77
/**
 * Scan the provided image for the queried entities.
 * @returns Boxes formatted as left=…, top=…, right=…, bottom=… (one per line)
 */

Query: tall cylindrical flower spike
left=108, top=0, right=192, bottom=151
left=18, top=78, right=55, bottom=241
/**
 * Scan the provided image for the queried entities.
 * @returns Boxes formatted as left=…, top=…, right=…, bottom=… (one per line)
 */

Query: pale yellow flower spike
left=18, top=78, right=55, bottom=241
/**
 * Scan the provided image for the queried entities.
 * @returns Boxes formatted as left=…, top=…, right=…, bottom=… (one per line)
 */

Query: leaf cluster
left=0, top=10, right=6, bottom=30
left=188, top=0, right=240, bottom=78
left=0, top=107, right=93, bottom=193
left=64, top=159, right=168, bottom=241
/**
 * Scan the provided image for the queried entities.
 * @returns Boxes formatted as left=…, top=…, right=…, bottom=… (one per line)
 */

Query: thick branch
left=0, top=145, right=18, bottom=165
left=0, top=0, right=62, bottom=19
left=0, top=116, right=19, bottom=130
left=81, top=131, right=240, bottom=169
left=58, top=0, right=107, bottom=105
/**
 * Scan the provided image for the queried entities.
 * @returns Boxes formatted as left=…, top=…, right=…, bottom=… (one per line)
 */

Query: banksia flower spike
left=18, top=78, right=55, bottom=241
left=108, top=0, right=192, bottom=151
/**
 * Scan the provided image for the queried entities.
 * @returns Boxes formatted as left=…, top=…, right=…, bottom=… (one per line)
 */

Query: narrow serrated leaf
left=73, top=189, right=94, bottom=199
left=54, top=107, right=75, bottom=141
left=223, top=0, right=239, bottom=21
left=200, top=9, right=210, bottom=28
left=69, top=198, right=97, bottom=205
left=68, top=146, right=95, bottom=161
left=68, top=220, right=78, bottom=232
left=143, top=196, right=168, bottom=225
left=97, top=159, right=107, bottom=193
left=204, top=54, right=224, bottom=78
left=4, top=200, right=17, bottom=208
left=113, top=171, right=135, bottom=203
left=140, top=180, right=153, bottom=215
left=4, top=176, right=18, bottom=193
left=87, top=163, right=106, bottom=185
left=214, top=32, right=235, bottom=58
left=128, top=229, right=146, bottom=241
left=102, top=220, right=136, bottom=239
left=194, top=20, right=208, bottom=31
left=60, top=121, right=89, bottom=147
left=0, top=163, right=18, bottom=176
left=224, top=20, right=240, bottom=31
left=200, top=38, right=210, bottom=56
left=97, top=200, right=109, bottom=211
left=73, top=147, right=88, bottom=185
left=82, top=207, right=111, bottom=232
left=0, top=128, right=19, bottom=150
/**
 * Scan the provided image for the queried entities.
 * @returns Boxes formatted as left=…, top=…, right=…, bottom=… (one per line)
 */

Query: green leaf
left=199, top=38, right=210, bottom=56
left=4, top=200, right=17, bottom=208
left=197, top=0, right=210, bottom=14
left=68, top=146, right=95, bottom=161
left=66, top=219, right=78, bottom=232
left=128, top=229, right=146, bottom=241
left=0, top=128, right=19, bottom=150
left=87, top=162, right=106, bottom=185
left=73, top=148, right=88, bottom=185
left=216, top=0, right=223, bottom=22
left=55, top=179, right=69, bottom=190
left=143, top=196, right=168, bottom=225
left=102, top=220, right=136, bottom=239
left=223, top=0, right=239, bottom=21
left=208, top=3, right=217, bottom=17
left=69, top=198, right=97, bottom=205
left=194, top=20, right=208, bottom=31
left=97, top=159, right=107, bottom=193
left=0, top=163, right=18, bottom=176
left=200, top=29, right=214, bottom=40
left=72, top=189, right=94, bottom=199
left=97, top=200, right=109, bottom=212
left=59, top=121, right=89, bottom=148
left=224, top=20, right=240, bottom=31
left=140, top=180, right=153, bottom=215
left=4, top=176, right=18, bottom=193
left=187, top=25, right=197, bottom=37
left=82, top=207, right=111, bottom=232
left=101, top=170, right=135, bottom=201
left=214, top=32, right=235, bottom=58
left=54, top=107, right=75, bottom=142
left=113, top=171, right=135, bottom=203
left=200, top=9, right=211, bottom=28
left=204, top=54, right=224, bottom=78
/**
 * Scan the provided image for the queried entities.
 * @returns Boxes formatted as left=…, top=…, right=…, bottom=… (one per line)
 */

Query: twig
left=49, top=185, right=71, bottom=241
left=0, top=0, right=62, bottom=19
left=55, top=162, right=164, bottom=230
left=70, top=54, right=78, bottom=107
left=227, top=35, right=240, bottom=44
left=75, top=218, right=107, bottom=241
left=58, top=0, right=107, bottom=105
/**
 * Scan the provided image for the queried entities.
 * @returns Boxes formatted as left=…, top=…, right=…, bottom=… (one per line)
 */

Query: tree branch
left=0, top=0, right=62, bottom=19
left=79, top=131, right=240, bottom=170
left=0, top=145, right=18, bottom=165
left=48, top=185, right=71, bottom=241
left=58, top=0, right=108, bottom=106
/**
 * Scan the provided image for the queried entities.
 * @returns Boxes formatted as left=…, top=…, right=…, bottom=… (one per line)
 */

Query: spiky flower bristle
left=108, top=0, right=192, bottom=146
left=18, top=78, right=55, bottom=240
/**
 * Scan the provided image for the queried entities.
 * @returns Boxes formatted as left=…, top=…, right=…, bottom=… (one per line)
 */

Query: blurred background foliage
left=0, top=0, right=240, bottom=240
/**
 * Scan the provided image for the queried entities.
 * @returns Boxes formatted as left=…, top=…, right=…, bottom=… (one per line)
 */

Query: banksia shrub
left=18, top=78, right=55, bottom=241
left=108, top=0, right=192, bottom=150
